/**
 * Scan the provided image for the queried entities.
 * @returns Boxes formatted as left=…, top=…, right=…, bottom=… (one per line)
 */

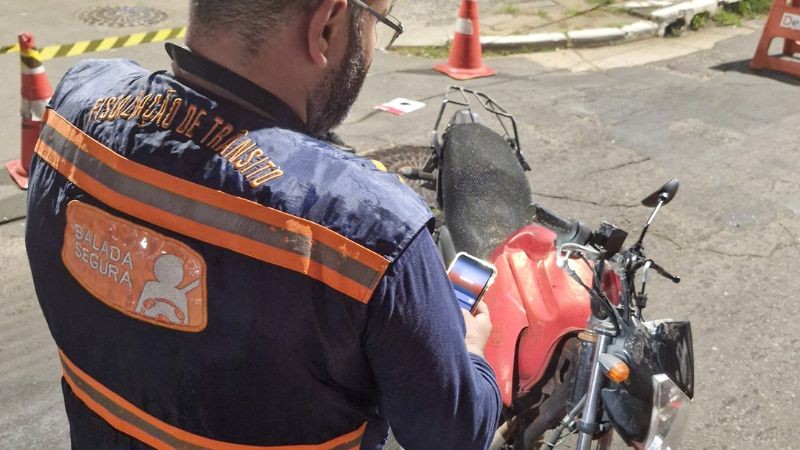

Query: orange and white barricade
left=751, top=0, right=800, bottom=76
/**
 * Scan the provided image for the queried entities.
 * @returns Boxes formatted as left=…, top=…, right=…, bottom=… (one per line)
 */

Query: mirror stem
left=634, top=198, right=665, bottom=249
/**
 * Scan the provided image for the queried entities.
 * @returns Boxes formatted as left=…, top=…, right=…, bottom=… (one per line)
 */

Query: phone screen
left=447, top=253, right=497, bottom=313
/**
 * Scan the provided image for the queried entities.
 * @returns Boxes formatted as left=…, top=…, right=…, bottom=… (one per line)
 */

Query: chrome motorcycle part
left=575, top=331, right=611, bottom=450
left=430, top=86, right=529, bottom=172
left=556, top=243, right=602, bottom=268
left=643, top=374, right=691, bottom=450
left=568, top=336, right=595, bottom=413
left=542, top=395, right=586, bottom=449
left=634, top=179, right=679, bottom=249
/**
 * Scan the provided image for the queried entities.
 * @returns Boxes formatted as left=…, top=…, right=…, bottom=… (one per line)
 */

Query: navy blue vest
left=26, top=47, right=432, bottom=448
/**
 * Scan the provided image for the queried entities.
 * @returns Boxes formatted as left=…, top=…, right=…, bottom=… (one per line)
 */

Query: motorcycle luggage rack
left=429, top=86, right=530, bottom=172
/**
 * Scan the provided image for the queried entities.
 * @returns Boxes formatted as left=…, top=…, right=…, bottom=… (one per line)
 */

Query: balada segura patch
left=62, top=201, right=207, bottom=332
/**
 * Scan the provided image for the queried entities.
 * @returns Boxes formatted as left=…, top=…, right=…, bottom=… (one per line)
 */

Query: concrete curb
left=568, top=27, right=627, bottom=48
left=650, top=0, right=719, bottom=36
left=394, top=0, right=742, bottom=53
left=479, top=20, right=659, bottom=51
left=480, top=33, right=568, bottom=51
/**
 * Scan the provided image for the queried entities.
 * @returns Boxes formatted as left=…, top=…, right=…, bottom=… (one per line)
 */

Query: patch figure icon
left=135, top=254, right=201, bottom=325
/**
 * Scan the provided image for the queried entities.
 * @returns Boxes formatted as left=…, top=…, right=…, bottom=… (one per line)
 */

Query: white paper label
left=374, top=98, right=426, bottom=116
left=780, top=13, right=800, bottom=31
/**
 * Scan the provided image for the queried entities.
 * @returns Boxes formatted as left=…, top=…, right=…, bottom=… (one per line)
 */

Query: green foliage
left=713, top=9, right=742, bottom=26
left=713, top=0, right=772, bottom=27
left=737, top=0, right=772, bottom=16
left=690, top=12, right=710, bottom=30
left=393, top=45, right=451, bottom=59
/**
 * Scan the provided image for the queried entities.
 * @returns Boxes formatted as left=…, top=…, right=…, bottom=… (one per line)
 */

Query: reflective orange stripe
left=35, top=109, right=389, bottom=303
left=59, top=351, right=364, bottom=449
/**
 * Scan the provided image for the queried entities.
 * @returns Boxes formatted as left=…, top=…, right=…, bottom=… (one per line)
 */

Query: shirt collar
left=165, top=42, right=311, bottom=135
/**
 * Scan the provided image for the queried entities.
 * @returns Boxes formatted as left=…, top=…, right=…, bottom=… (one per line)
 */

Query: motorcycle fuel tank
left=483, top=225, right=593, bottom=406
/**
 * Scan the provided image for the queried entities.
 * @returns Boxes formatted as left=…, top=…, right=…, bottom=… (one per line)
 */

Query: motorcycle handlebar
left=398, top=167, right=437, bottom=182
left=530, top=204, right=574, bottom=236
left=529, top=204, right=592, bottom=246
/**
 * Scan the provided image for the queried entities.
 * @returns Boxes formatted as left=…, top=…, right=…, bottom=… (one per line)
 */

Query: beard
left=306, top=15, right=369, bottom=138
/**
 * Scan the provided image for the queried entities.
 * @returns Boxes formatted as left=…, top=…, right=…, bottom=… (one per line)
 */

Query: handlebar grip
left=530, top=204, right=576, bottom=237
left=398, top=167, right=436, bottom=181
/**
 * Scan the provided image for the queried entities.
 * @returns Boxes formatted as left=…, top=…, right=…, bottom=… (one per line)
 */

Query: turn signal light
left=607, top=362, right=630, bottom=383
left=599, top=353, right=630, bottom=383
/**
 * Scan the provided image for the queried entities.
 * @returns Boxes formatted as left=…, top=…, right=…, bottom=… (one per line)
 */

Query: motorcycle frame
left=543, top=191, right=686, bottom=450
left=426, top=86, right=530, bottom=178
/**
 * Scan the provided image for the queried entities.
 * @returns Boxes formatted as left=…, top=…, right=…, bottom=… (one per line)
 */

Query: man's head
left=187, top=0, right=395, bottom=137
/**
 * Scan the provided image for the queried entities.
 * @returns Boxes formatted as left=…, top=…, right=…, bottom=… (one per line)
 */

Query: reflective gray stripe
left=61, top=356, right=363, bottom=449
left=61, top=358, right=208, bottom=449
left=38, top=124, right=382, bottom=291
left=331, top=437, right=362, bottom=450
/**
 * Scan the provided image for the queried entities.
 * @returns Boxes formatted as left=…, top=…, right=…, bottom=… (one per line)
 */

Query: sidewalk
left=394, top=0, right=736, bottom=50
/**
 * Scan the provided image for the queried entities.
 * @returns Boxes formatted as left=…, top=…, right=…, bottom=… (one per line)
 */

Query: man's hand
left=462, top=302, right=493, bottom=359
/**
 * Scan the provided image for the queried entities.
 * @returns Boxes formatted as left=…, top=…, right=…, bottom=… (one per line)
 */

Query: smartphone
left=446, top=252, right=498, bottom=313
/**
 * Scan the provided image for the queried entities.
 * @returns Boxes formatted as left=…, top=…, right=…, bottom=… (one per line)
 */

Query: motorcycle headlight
left=645, top=374, right=692, bottom=450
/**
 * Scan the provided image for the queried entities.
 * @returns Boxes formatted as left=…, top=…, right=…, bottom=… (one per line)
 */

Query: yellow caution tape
left=1, top=26, right=185, bottom=60
left=0, top=44, right=20, bottom=55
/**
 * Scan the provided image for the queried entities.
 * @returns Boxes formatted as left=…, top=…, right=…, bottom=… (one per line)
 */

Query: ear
left=306, top=0, right=350, bottom=67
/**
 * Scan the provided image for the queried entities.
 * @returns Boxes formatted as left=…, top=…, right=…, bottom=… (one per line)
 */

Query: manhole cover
left=78, top=6, right=168, bottom=27
left=366, top=145, right=436, bottom=207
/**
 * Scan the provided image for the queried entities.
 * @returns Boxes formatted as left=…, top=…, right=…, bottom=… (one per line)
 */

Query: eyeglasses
left=349, top=0, right=404, bottom=50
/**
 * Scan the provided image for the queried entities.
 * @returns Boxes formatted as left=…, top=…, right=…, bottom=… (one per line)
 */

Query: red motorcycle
left=391, top=87, right=695, bottom=449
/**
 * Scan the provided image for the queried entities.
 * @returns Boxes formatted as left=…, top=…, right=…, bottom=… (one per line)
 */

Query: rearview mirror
left=642, top=179, right=679, bottom=207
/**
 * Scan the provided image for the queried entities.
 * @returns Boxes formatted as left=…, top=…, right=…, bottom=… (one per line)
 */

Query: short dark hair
left=189, top=0, right=362, bottom=54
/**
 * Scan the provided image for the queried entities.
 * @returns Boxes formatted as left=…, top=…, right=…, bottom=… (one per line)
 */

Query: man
left=25, top=0, right=502, bottom=448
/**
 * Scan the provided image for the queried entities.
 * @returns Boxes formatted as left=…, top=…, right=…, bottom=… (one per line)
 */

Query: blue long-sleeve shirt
left=363, top=229, right=502, bottom=449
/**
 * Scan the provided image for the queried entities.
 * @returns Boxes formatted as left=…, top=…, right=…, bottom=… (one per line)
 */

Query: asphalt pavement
left=1, top=1, right=799, bottom=449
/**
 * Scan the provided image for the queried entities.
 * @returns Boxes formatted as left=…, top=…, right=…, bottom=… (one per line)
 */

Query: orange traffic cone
left=750, top=0, right=800, bottom=76
left=434, top=0, right=496, bottom=80
left=6, top=33, right=53, bottom=190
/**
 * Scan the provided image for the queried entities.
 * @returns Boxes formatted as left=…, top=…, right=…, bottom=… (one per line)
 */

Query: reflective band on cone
left=21, top=65, right=45, bottom=75
left=6, top=32, right=54, bottom=190
left=21, top=99, right=49, bottom=122
left=455, top=18, right=474, bottom=35
left=434, top=0, right=496, bottom=80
